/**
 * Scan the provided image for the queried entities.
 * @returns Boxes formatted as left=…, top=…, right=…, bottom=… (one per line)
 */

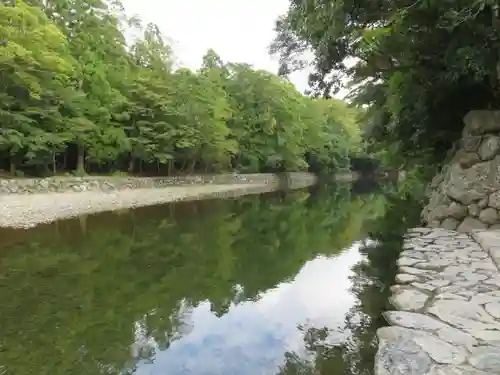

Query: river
left=0, top=183, right=421, bottom=375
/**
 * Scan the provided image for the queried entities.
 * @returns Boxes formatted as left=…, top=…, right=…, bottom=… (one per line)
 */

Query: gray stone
left=400, top=266, right=434, bottom=276
left=437, top=326, right=478, bottom=350
left=457, top=217, right=488, bottom=233
left=489, top=191, right=500, bottom=210
left=398, top=257, right=423, bottom=267
left=443, top=159, right=499, bottom=206
left=375, top=328, right=433, bottom=375
left=478, top=198, right=489, bottom=209
left=484, top=302, right=500, bottom=319
left=462, top=135, right=483, bottom=153
left=401, top=250, right=427, bottom=259
left=468, top=292, right=500, bottom=305
left=429, top=220, right=442, bottom=228
left=431, top=205, right=452, bottom=221
left=413, top=334, right=467, bottom=365
left=485, top=277, right=500, bottom=288
left=446, top=202, right=468, bottom=220
left=470, top=261, right=498, bottom=271
left=451, top=150, right=480, bottom=169
left=412, top=282, right=437, bottom=292
left=468, top=346, right=500, bottom=372
left=479, top=208, right=499, bottom=224
left=490, top=247, right=500, bottom=267
left=418, top=258, right=455, bottom=269
left=428, top=279, right=451, bottom=288
left=396, top=273, right=419, bottom=284
left=463, top=110, right=500, bottom=135
left=468, top=204, right=481, bottom=217
left=471, top=329, right=500, bottom=344
left=384, top=311, right=448, bottom=331
left=441, top=218, right=460, bottom=230
left=428, top=300, right=499, bottom=331
left=427, top=365, right=491, bottom=375
left=435, top=292, right=468, bottom=301
left=478, top=136, right=500, bottom=161
left=430, top=173, right=444, bottom=188
left=390, top=288, right=430, bottom=311
left=441, top=265, right=471, bottom=277
left=459, top=271, right=488, bottom=282
left=449, top=185, right=485, bottom=206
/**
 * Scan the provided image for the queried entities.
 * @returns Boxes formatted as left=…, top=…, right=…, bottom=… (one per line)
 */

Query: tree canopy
left=0, top=0, right=360, bottom=177
left=272, top=0, right=500, bottom=166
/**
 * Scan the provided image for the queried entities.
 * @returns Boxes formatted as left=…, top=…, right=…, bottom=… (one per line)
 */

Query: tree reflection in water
left=0, top=185, right=420, bottom=375
left=276, top=193, right=422, bottom=375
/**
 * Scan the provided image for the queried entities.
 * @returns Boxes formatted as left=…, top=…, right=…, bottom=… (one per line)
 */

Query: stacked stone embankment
left=422, top=111, right=500, bottom=232
left=0, top=172, right=316, bottom=195
left=0, top=173, right=317, bottom=228
left=375, top=227, right=500, bottom=375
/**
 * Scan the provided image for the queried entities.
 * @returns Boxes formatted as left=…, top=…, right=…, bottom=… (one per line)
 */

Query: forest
left=272, top=0, right=500, bottom=172
left=0, top=0, right=362, bottom=177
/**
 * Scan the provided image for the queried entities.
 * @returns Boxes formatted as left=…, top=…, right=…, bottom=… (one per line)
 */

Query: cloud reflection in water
left=135, top=243, right=363, bottom=375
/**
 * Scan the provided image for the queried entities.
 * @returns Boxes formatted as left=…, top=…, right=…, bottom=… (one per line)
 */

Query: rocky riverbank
left=375, top=227, right=500, bottom=375
left=0, top=172, right=316, bottom=195
left=0, top=173, right=317, bottom=228
left=422, top=110, right=500, bottom=232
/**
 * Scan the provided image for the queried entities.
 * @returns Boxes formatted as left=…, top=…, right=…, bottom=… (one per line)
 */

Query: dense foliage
left=272, top=0, right=500, bottom=167
left=0, top=0, right=360, bottom=177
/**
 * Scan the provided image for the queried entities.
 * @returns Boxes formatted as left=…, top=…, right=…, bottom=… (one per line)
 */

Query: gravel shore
left=0, top=183, right=277, bottom=229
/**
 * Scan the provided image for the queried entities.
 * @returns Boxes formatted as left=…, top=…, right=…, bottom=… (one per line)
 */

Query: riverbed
left=0, top=184, right=418, bottom=375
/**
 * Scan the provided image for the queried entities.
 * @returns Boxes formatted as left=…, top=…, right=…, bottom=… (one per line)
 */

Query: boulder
left=443, top=159, right=500, bottom=205
left=445, top=202, right=467, bottom=220
left=457, top=217, right=488, bottom=232
left=468, top=203, right=480, bottom=217
left=478, top=135, right=500, bottom=161
left=450, top=150, right=480, bottom=168
left=463, top=110, right=500, bottom=135
left=461, top=134, right=482, bottom=152
left=478, top=197, right=489, bottom=208
left=488, top=190, right=500, bottom=209
left=479, top=208, right=499, bottom=225
left=441, top=218, right=459, bottom=230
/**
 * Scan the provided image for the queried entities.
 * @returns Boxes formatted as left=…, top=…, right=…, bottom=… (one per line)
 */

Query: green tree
left=272, top=0, right=500, bottom=167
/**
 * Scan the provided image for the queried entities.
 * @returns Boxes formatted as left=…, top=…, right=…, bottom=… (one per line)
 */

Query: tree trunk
left=9, top=156, right=15, bottom=176
left=167, top=160, right=173, bottom=176
left=62, top=149, right=67, bottom=171
left=180, top=160, right=187, bottom=173
left=128, top=155, right=135, bottom=174
left=52, top=151, right=57, bottom=175
left=188, top=159, right=196, bottom=174
left=76, top=143, right=85, bottom=174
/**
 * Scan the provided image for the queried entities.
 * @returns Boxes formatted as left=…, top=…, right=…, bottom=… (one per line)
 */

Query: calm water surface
left=0, top=184, right=418, bottom=375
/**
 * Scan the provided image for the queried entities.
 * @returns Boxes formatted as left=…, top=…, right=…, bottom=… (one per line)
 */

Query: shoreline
left=0, top=183, right=282, bottom=229
left=0, top=172, right=319, bottom=229
left=375, top=227, right=500, bottom=374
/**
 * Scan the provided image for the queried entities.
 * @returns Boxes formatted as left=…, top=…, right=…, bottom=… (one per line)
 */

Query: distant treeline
left=0, top=0, right=362, bottom=177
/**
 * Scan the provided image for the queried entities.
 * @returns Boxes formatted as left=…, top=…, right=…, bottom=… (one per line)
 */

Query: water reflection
left=133, top=247, right=362, bottom=375
left=0, top=184, right=420, bottom=375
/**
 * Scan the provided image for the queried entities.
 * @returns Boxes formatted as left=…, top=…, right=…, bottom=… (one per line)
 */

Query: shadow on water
left=0, top=183, right=421, bottom=375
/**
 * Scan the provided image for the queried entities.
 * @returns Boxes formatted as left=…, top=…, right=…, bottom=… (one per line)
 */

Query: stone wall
left=422, top=110, right=500, bottom=232
left=0, top=172, right=317, bottom=195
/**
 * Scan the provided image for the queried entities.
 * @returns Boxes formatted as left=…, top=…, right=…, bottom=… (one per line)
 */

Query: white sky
left=121, top=0, right=312, bottom=94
